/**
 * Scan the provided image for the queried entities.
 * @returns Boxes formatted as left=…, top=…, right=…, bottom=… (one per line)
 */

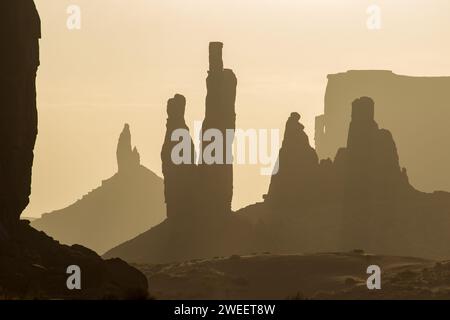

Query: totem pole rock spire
left=209, top=42, right=224, bottom=73
left=199, top=42, right=237, bottom=216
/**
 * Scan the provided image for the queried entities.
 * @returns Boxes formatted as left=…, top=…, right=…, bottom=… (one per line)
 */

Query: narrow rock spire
left=199, top=42, right=237, bottom=216
left=117, top=124, right=140, bottom=172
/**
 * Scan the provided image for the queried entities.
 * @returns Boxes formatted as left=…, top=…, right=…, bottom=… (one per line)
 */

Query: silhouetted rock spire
left=266, top=112, right=320, bottom=210
left=117, top=124, right=140, bottom=172
left=199, top=42, right=237, bottom=216
left=251, top=97, right=418, bottom=254
left=159, top=43, right=237, bottom=220
left=338, top=97, right=409, bottom=202
left=338, top=97, right=410, bottom=250
left=209, top=42, right=223, bottom=72
left=161, top=94, right=197, bottom=220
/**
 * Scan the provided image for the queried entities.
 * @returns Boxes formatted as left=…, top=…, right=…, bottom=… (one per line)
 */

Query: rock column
left=161, top=94, right=197, bottom=220
left=199, top=42, right=237, bottom=216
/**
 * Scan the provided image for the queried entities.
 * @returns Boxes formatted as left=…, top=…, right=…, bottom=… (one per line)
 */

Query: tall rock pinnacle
left=160, top=43, right=236, bottom=220
left=343, top=97, right=407, bottom=202
left=199, top=42, right=237, bottom=216
left=161, top=94, right=197, bottom=220
left=116, top=123, right=140, bottom=173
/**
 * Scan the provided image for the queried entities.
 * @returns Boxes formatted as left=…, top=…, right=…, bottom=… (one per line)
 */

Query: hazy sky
left=25, top=0, right=450, bottom=218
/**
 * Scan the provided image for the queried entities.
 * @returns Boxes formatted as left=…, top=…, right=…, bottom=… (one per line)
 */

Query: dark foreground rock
left=0, top=1, right=148, bottom=299
left=0, top=220, right=148, bottom=299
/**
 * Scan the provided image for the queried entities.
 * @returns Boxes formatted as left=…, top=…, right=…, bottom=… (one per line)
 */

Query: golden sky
left=25, top=0, right=450, bottom=217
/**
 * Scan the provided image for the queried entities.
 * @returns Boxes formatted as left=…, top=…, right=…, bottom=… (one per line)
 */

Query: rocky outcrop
left=161, top=94, right=197, bottom=220
left=32, top=124, right=165, bottom=254
left=336, top=97, right=411, bottom=251
left=162, top=43, right=237, bottom=224
left=242, top=96, right=450, bottom=259
left=0, top=2, right=148, bottom=299
left=106, top=45, right=450, bottom=264
left=265, top=112, right=320, bottom=211
left=1, top=220, right=148, bottom=299
left=160, top=43, right=237, bottom=221
left=104, top=43, right=257, bottom=263
left=316, top=70, right=450, bottom=194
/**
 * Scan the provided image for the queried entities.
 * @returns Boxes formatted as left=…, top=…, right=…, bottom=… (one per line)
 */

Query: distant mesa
left=32, top=123, right=166, bottom=254
left=316, top=70, right=450, bottom=194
